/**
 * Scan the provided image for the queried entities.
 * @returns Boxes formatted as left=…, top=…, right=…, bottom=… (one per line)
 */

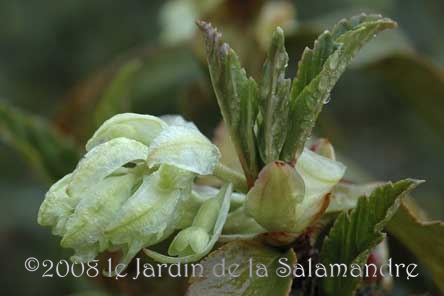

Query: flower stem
left=214, top=163, right=248, bottom=193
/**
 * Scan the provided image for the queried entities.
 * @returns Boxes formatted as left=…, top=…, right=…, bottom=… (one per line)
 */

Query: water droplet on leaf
left=329, top=53, right=339, bottom=69
left=319, top=75, right=329, bottom=91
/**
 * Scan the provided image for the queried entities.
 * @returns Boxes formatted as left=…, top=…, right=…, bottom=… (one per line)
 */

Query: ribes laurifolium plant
left=38, top=14, right=424, bottom=295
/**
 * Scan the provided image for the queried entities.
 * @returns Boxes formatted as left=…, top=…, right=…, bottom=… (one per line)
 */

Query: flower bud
left=192, top=197, right=220, bottom=232
left=245, top=148, right=346, bottom=234
left=168, top=227, right=210, bottom=256
left=169, top=196, right=219, bottom=256
left=144, top=184, right=233, bottom=264
left=245, top=161, right=305, bottom=232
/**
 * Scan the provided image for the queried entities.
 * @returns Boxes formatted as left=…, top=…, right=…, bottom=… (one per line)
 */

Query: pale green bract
left=37, top=113, right=221, bottom=267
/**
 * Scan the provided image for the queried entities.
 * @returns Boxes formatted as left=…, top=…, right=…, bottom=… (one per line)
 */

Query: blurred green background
left=1, top=0, right=443, bottom=295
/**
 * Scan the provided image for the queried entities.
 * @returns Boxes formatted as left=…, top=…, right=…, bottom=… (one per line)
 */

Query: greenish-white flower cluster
left=38, top=113, right=224, bottom=266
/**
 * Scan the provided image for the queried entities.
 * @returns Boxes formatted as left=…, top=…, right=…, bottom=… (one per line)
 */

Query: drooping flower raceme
left=38, top=113, right=222, bottom=266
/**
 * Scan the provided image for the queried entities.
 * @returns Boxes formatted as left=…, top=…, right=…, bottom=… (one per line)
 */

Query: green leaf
left=387, top=201, right=444, bottom=294
left=143, top=183, right=232, bottom=263
left=257, top=27, right=291, bottom=164
left=93, top=60, right=142, bottom=127
left=187, top=240, right=296, bottom=296
left=320, top=179, right=421, bottom=295
left=0, top=101, right=80, bottom=182
left=280, top=14, right=397, bottom=162
left=197, top=21, right=259, bottom=186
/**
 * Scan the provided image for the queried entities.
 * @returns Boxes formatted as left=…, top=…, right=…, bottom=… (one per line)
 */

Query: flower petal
left=86, top=113, right=167, bottom=151
left=37, top=173, right=75, bottom=235
left=104, top=165, right=194, bottom=264
left=61, top=174, right=137, bottom=262
left=146, top=125, right=220, bottom=175
left=294, top=148, right=346, bottom=227
left=159, top=114, right=198, bottom=129
left=326, top=182, right=381, bottom=213
left=68, top=137, right=148, bottom=196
